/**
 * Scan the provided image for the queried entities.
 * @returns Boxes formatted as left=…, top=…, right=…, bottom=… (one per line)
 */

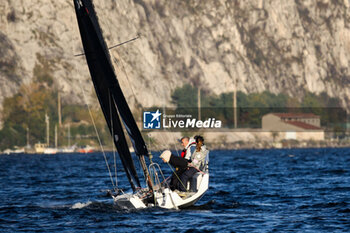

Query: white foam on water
left=71, top=201, right=92, bottom=209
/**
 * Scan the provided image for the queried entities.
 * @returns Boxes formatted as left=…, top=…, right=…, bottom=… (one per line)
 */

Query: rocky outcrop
left=0, top=31, right=23, bottom=106
left=0, top=0, right=349, bottom=115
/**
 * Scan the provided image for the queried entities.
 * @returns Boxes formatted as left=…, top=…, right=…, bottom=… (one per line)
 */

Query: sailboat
left=73, top=0, right=209, bottom=209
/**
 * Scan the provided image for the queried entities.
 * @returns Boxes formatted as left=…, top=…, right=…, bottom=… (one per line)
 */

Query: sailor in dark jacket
left=160, top=150, right=188, bottom=191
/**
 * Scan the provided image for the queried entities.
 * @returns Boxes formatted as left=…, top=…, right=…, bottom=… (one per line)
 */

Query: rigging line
left=137, top=156, right=147, bottom=184
left=108, top=35, right=140, bottom=50
left=109, top=90, right=118, bottom=191
left=172, top=134, right=181, bottom=157
left=158, top=127, right=181, bottom=157
left=78, top=78, right=116, bottom=189
left=74, top=35, right=140, bottom=57
left=146, top=133, right=152, bottom=152
left=115, top=55, right=140, bottom=111
left=158, top=133, right=171, bottom=153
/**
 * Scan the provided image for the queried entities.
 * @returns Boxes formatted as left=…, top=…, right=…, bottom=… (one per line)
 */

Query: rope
left=138, top=157, right=147, bottom=183
left=166, top=162, right=188, bottom=192
left=188, top=163, right=205, bottom=175
left=113, top=143, right=118, bottom=189
left=78, top=78, right=116, bottom=190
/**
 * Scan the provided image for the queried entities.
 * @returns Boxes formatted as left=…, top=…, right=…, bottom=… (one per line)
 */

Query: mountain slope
left=0, top=0, right=349, bottom=117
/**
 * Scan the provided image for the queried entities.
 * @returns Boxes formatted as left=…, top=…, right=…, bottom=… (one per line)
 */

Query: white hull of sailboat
left=113, top=193, right=147, bottom=209
left=43, top=148, right=58, bottom=154
left=113, top=173, right=209, bottom=210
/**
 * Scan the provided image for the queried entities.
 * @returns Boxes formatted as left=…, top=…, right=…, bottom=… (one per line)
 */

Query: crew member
left=178, top=135, right=208, bottom=192
left=180, top=136, right=196, bottom=161
left=160, top=150, right=188, bottom=191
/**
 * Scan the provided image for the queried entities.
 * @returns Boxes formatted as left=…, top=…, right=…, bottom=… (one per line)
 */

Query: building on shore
left=262, top=113, right=324, bottom=141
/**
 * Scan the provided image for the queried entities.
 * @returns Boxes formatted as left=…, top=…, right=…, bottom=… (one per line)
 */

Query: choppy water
left=1, top=148, right=350, bottom=232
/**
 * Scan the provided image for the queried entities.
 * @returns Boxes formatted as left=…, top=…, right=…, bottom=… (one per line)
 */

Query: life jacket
left=181, top=141, right=196, bottom=158
left=190, top=148, right=209, bottom=170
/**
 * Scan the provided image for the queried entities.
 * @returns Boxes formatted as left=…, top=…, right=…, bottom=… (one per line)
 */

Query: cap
left=160, top=150, right=171, bottom=163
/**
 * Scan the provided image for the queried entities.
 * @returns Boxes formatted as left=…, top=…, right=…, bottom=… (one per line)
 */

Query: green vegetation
left=0, top=80, right=114, bottom=150
left=172, top=84, right=292, bottom=108
left=0, top=76, right=346, bottom=150
left=171, top=84, right=345, bottom=129
left=0, top=54, right=113, bottom=150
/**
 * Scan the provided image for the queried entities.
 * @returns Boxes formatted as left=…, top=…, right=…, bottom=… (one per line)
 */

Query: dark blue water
left=1, top=148, right=350, bottom=232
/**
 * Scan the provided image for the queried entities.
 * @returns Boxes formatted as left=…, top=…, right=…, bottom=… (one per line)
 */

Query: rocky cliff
left=0, top=0, right=350, bottom=116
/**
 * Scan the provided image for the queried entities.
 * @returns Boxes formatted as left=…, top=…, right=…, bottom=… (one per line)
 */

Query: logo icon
left=143, top=109, right=161, bottom=129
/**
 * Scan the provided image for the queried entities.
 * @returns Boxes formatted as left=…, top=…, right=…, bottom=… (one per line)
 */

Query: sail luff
left=73, top=0, right=141, bottom=191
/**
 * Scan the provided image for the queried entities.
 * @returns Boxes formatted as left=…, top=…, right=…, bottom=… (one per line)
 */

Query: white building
left=262, top=113, right=324, bottom=141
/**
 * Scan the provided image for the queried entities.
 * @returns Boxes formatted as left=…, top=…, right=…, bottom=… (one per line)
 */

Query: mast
left=233, top=78, right=237, bottom=128
left=58, top=91, right=62, bottom=127
left=198, top=87, right=201, bottom=121
left=67, top=124, right=71, bottom=148
left=26, top=127, right=30, bottom=148
left=55, top=124, right=58, bottom=148
left=73, top=0, right=151, bottom=191
left=45, top=113, right=50, bottom=146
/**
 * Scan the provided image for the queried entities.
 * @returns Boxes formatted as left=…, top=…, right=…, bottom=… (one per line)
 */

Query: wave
left=71, top=201, right=92, bottom=209
left=299, top=201, right=348, bottom=209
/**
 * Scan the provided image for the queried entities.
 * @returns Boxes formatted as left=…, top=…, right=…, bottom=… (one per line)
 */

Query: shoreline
left=2, top=143, right=350, bottom=155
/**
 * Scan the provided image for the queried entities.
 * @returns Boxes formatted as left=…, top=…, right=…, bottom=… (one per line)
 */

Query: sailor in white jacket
left=179, top=135, right=207, bottom=192
left=180, top=137, right=196, bottom=161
